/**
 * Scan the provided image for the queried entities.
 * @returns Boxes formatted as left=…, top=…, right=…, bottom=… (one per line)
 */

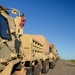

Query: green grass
left=69, top=60, right=75, bottom=63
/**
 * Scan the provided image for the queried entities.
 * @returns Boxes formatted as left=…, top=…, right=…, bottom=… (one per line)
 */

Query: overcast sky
left=0, top=0, right=75, bottom=59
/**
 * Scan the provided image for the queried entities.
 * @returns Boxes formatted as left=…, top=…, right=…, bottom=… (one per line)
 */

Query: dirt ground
left=43, top=59, right=75, bottom=75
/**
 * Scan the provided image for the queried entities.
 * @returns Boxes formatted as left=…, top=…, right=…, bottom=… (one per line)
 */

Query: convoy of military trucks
left=0, top=5, right=60, bottom=75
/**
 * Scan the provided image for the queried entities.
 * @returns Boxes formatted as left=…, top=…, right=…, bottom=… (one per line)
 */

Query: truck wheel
left=33, top=64, right=41, bottom=75
left=49, top=62, right=55, bottom=69
left=42, top=60, right=49, bottom=74
left=26, top=67, right=33, bottom=75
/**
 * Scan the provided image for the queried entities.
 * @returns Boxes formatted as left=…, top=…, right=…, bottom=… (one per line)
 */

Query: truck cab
left=0, top=5, right=26, bottom=75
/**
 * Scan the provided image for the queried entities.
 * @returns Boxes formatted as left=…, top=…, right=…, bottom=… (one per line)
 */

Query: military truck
left=31, top=35, right=56, bottom=69
left=0, top=5, right=26, bottom=75
left=20, top=34, right=49, bottom=75
left=50, top=44, right=58, bottom=61
left=20, top=34, right=58, bottom=75
left=49, top=44, right=57, bottom=68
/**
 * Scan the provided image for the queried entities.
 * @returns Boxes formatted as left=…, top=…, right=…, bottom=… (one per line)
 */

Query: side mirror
left=12, top=9, right=18, bottom=14
left=12, top=9, right=19, bottom=15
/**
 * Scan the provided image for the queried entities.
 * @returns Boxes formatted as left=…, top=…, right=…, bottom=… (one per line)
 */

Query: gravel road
left=43, top=59, right=75, bottom=75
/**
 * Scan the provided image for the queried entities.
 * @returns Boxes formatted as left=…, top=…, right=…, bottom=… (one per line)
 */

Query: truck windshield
left=0, top=14, right=11, bottom=40
left=49, top=47, right=52, bottom=53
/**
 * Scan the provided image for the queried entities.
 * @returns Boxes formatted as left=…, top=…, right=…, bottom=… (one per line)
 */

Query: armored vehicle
left=0, top=5, right=26, bottom=75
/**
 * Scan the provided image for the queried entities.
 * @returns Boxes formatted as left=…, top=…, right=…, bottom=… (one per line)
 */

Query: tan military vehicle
left=49, top=44, right=57, bottom=69
left=50, top=44, right=59, bottom=61
left=20, top=34, right=49, bottom=75
left=31, top=35, right=56, bottom=69
left=0, top=5, right=26, bottom=75
left=20, top=34, right=58, bottom=74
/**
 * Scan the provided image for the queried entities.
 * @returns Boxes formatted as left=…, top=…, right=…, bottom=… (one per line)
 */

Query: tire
left=49, top=62, right=55, bottom=69
left=26, top=67, right=33, bottom=75
left=33, top=64, right=41, bottom=75
left=42, top=60, right=49, bottom=74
